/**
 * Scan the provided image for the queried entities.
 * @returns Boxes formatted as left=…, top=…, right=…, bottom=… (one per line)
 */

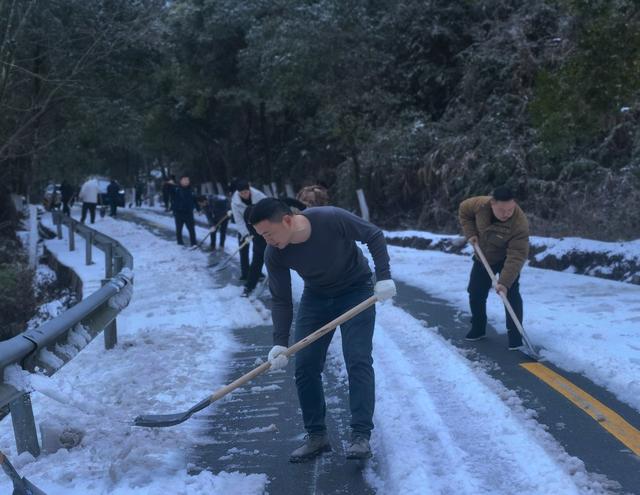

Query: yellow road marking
left=520, top=362, right=640, bottom=456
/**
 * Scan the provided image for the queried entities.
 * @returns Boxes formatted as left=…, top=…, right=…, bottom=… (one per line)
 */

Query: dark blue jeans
left=294, top=283, right=375, bottom=438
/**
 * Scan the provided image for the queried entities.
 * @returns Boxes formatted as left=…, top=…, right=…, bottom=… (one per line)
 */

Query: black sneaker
left=465, top=328, right=486, bottom=341
left=241, top=287, right=252, bottom=298
left=508, top=330, right=523, bottom=350
left=289, top=433, right=331, bottom=463
left=346, top=434, right=372, bottom=460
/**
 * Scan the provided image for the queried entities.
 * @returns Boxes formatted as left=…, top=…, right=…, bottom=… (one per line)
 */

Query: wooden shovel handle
left=471, top=242, right=536, bottom=354
left=208, top=295, right=378, bottom=403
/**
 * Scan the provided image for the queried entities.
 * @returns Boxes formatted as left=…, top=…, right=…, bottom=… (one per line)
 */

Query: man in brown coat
left=458, top=186, right=529, bottom=349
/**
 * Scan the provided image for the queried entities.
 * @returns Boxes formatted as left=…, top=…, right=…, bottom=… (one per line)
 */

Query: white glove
left=374, top=279, right=397, bottom=302
left=268, top=345, right=289, bottom=370
left=227, top=210, right=233, bottom=218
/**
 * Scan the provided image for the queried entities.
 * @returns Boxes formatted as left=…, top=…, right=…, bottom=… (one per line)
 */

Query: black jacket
left=107, top=181, right=120, bottom=198
left=171, top=186, right=198, bottom=215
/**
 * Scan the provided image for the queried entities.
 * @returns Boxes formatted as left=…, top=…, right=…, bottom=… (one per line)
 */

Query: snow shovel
left=0, top=451, right=48, bottom=495
left=471, top=242, right=539, bottom=359
left=208, top=235, right=252, bottom=271
left=133, top=294, right=378, bottom=427
left=190, top=213, right=230, bottom=251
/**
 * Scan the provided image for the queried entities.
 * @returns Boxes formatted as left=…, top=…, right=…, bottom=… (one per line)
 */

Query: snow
left=0, top=211, right=269, bottom=495
left=387, top=244, right=640, bottom=414
left=2, top=207, right=631, bottom=493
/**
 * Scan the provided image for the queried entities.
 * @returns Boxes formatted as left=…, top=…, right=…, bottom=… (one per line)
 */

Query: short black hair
left=492, top=186, right=514, bottom=202
left=180, top=174, right=189, bottom=180
left=196, top=195, right=207, bottom=203
left=235, top=179, right=250, bottom=192
left=249, top=198, right=293, bottom=225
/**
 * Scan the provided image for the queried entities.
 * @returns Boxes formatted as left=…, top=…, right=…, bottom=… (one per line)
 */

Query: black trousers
left=81, top=202, right=96, bottom=223
left=468, top=258, right=523, bottom=335
left=210, top=218, right=229, bottom=248
left=109, top=199, right=118, bottom=217
left=62, top=200, right=71, bottom=216
left=175, top=212, right=196, bottom=245
left=239, top=234, right=250, bottom=278
left=245, top=234, right=266, bottom=291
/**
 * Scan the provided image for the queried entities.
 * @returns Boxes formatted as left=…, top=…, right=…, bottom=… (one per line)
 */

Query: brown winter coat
left=458, top=196, right=529, bottom=288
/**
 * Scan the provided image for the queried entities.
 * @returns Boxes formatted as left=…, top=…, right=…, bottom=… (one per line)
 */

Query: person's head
left=235, top=179, right=251, bottom=200
left=490, top=186, right=516, bottom=222
left=296, top=185, right=329, bottom=207
left=179, top=175, right=190, bottom=187
left=249, top=198, right=295, bottom=249
left=196, top=195, right=208, bottom=207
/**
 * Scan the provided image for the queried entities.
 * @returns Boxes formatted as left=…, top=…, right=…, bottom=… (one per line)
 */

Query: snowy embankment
left=386, top=230, right=640, bottom=284
left=0, top=213, right=269, bottom=494
left=382, top=236, right=640, bottom=416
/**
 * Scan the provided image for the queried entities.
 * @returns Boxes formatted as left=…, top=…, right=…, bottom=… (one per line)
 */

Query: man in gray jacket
left=249, top=198, right=396, bottom=462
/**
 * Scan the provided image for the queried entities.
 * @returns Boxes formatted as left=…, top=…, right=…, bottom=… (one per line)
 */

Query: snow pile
left=0, top=213, right=269, bottom=494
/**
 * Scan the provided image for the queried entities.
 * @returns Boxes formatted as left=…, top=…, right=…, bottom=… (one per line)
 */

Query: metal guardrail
left=0, top=210, right=134, bottom=457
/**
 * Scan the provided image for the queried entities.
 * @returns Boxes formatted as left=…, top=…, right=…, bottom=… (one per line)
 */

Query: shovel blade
left=133, top=412, right=192, bottom=428
left=134, top=398, right=212, bottom=428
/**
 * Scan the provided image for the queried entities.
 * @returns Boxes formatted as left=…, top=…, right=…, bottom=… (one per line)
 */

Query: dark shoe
left=239, top=275, right=247, bottom=282
left=508, top=330, right=523, bottom=350
left=258, top=273, right=266, bottom=280
left=241, top=287, right=252, bottom=298
left=289, top=433, right=331, bottom=463
left=465, top=328, right=486, bottom=341
left=346, top=434, right=372, bottom=460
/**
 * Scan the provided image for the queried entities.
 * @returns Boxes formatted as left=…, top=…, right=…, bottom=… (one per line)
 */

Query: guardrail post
left=102, top=247, right=121, bottom=350
left=55, top=212, right=63, bottom=239
left=102, top=277, right=118, bottom=350
left=9, top=394, right=40, bottom=457
left=69, top=222, right=75, bottom=251
left=85, top=231, right=93, bottom=265
left=104, top=243, right=114, bottom=279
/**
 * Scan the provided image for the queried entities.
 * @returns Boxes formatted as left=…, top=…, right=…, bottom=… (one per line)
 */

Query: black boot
left=508, top=330, right=523, bottom=350
left=289, top=433, right=331, bottom=463
left=465, top=327, right=486, bottom=341
left=346, top=434, right=372, bottom=460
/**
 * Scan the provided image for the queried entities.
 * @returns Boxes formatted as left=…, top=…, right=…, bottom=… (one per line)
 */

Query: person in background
left=230, top=179, right=267, bottom=281
left=171, top=175, right=199, bottom=246
left=162, top=175, right=176, bottom=212
left=79, top=178, right=100, bottom=224
left=135, top=181, right=145, bottom=207
left=60, top=180, right=75, bottom=216
left=107, top=179, right=121, bottom=218
left=296, top=185, right=330, bottom=207
left=197, top=193, right=231, bottom=250
left=458, top=186, right=530, bottom=350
